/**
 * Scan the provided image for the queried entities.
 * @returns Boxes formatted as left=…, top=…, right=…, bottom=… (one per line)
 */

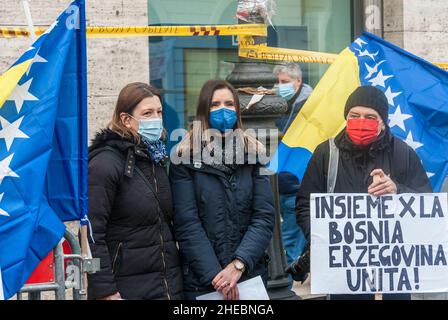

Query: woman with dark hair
left=87, top=82, right=183, bottom=300
left=170, top=79, right=275, bottom=300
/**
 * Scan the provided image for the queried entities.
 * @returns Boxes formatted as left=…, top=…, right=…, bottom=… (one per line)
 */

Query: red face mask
left=346, top=119, right=380, bottom=146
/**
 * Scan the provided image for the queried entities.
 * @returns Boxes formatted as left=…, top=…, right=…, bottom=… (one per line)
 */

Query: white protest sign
left=311, top=193, right=448, bottom=295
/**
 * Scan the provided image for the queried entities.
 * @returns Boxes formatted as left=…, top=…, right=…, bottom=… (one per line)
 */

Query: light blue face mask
left=130, top=115, right=164, bottom=142
left=277, top=83, right=296, bottom=101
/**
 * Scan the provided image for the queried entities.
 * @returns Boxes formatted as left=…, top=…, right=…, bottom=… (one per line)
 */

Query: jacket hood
left=288, top=83, right=313, bottom=112
left=296, top=83, right=313, bottom=104
left=89, top=129, right=137, bottom=153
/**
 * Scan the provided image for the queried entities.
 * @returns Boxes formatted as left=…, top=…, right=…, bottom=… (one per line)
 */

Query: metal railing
left=16, top=229, right=99, bottom=300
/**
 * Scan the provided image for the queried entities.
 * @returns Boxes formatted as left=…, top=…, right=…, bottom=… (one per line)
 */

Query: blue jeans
left=280, top=194, right=307, bottom=266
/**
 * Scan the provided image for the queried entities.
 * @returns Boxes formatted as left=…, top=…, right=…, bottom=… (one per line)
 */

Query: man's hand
left=211, top=263, right=243, bottom=300
left=285, top=250, right=310, bottom=283
left=368, top=169, right=397, bottom=196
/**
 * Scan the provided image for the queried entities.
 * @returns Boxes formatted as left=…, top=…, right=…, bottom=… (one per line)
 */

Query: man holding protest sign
left=292, top=86, right=433, bottom=300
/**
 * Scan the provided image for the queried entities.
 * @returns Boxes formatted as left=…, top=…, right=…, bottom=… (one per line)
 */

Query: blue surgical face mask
left=278, top=83, right=296, bottom=101
left=130, top=115, right=164, bottom=142
left=209, top=108, right=237, bottom=133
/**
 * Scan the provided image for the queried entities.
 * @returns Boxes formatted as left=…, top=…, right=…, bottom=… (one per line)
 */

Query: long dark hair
left=195, top=79, right=244, bottom=130
left=109, top=82, right=163, bottom=142
left=177, top=79, right=263, bottom=155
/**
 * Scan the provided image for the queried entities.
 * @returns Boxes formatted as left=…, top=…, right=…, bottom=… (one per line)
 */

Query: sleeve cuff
left=233, top=255, right=250, bottom=274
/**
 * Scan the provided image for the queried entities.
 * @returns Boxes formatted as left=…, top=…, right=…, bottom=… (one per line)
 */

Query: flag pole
left=21, top=0, right=37, bottom=42
left=0, top=266, right=4, bottom=300
left=77, top=0, right=91, bottom=297
left=80, top=225, right=90, bottom=257
left=78, top=0, right=89, bottom=257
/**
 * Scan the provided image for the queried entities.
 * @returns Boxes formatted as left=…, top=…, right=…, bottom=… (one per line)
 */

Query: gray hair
left=273, top=62, right=302, bottom=80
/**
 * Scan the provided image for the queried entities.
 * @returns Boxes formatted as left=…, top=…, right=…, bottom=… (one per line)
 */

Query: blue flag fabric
left=354, top=33, right=448, bottom=191
left=0, top=0, right=87, bottom=299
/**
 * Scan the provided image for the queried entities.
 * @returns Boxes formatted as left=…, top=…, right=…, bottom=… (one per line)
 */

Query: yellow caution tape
left=238, top=37, right=448, bottom=71
left=1, top=24, right=447, bottom=71
left=0, top=27, right=29, bottom=38
left=435, top=62, right=448, bottom=71
left=0, top=24, right=267, bottom=39
left=90, top=24, right=267, bottom=38
left=239, top=43, right=338, bottom=65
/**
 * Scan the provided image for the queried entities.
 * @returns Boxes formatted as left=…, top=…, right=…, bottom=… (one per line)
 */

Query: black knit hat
left=344, top=86, right=389, bottom=122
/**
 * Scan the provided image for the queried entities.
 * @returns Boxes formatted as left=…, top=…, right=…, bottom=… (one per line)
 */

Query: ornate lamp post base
left=227, top=61, right=300, bottom=300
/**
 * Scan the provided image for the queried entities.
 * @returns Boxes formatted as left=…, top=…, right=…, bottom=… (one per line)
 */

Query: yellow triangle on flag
left=0, top=60, right=33, bottom=109
left=282, top=48, right=361, bottom=153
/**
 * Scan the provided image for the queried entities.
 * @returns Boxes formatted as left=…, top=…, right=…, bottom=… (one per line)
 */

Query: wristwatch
left=233, top=259, right=246, bottom=273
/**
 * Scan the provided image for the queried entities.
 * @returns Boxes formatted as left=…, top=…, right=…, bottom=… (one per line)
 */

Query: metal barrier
left=16, top=228, right=100, bottom=300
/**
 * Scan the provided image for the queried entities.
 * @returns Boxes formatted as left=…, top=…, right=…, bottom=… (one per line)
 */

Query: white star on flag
left=354, top=38, right=367, bottom=48
left=0, top=116, right=30, bottom=151
left=384, top=86, right=402, bottom=107
left=404, top=132, right=424, bottom=151
left=26, top=53, right=48, bottom=76
left=0, top=193, right=9, bottom=217
left=364, top=60, right=385, bottom=79
left=0, top=154, right=19, bottom=185
left=355, top=48, right=379, bottom=61
left=6, top=79, right=38, bottom=113
left=427, top=172, right=435, bottom=179
left=388, top=105, right=412, bottom=131
left=368, top=70, right=393, bottom=88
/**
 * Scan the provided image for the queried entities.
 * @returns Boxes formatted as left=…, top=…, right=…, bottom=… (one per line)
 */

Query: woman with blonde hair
left=170, top=79, right=275, bottom=300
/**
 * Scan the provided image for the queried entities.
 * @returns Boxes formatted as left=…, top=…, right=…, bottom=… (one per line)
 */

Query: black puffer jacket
left=87, top=129, right=183, bottom=300
left=169, top=160, right=275, bottom=296
left=296, top=127, right=433, bottom=242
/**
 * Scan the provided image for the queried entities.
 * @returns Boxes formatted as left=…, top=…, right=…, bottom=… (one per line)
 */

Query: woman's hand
left=98, top=292, right=122, bottom=300
left=222, top=284, right=240, bottom=300
left=368, top=169, right=398, bottom=196
left=211, top=263, right=243, bottom=300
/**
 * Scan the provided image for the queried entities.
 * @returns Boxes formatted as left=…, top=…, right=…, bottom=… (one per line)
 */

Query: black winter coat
left=87, top=129, right=183, bottom=300
left=296, top=128, right=433, bottom=242
left=169, top=160, right=275, bottom=295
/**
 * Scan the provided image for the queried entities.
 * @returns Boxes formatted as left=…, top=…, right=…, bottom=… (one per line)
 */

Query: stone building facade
left=384, top=0, right=448, bottom=62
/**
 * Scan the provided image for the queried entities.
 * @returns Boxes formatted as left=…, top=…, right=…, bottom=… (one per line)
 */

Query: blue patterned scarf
left=143, top=138, right=168, bottom=165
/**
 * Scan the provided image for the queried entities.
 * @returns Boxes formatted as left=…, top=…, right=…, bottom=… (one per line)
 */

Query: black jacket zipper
left=152, top=163, right=171, bottom=300
left=112, top=242, right=123, bottom=274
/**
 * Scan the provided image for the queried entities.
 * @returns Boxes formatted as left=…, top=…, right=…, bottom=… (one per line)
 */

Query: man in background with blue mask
left=274, top=62, right=313, bottom=134
left=273, top=62, right=313, bottom=284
